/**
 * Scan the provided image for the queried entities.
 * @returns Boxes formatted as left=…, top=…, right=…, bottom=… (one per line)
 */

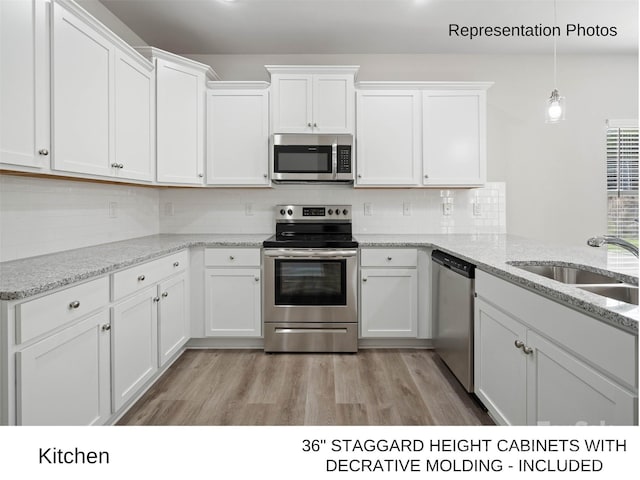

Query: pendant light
left=546, top=0, right=565, bottom=123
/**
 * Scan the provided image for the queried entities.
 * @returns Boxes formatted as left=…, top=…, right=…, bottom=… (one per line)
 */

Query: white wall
left=76, top=0, right=147, bottom=47
left=189, top=53, right=638, bottom=246
left=0, top=175, right=159, bottom=262
left=159, top=183, right=506, bottom=236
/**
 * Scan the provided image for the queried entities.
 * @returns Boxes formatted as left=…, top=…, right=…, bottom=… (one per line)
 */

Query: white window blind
left=606, top=121, right=638, bottom=265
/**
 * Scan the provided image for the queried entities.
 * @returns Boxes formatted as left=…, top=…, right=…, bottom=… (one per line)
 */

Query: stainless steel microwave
left=272, top=134, right=354, bottom=183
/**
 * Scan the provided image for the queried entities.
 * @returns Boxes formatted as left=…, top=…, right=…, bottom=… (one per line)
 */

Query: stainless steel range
left=263, top=205, right=358, bottom=353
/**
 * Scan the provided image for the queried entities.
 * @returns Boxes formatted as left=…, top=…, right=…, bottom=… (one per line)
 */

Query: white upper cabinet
left=356, top=89, right=421, bottom=186
left=113, top=50, right=154, bottom=181
left=422, top=90, right=487, bottom=186
left=266, top=66, right=358, bottom=134
left=51, top=0, right=154, bottom=181
left=356, top=82, right=492, bottom=188
left=137, top=47, right=219, bottom=185
left=0, top=0, right=50, bottom=170
left=206, top=82, right=270, bottom=186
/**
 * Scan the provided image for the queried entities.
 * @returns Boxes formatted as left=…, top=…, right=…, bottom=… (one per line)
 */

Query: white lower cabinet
left=111, top=287, right=158, bottom=411
left=204, top=248, right=261, bottom=337
left=158, top=272, right=189, bottom=366
left=359, top=248, right=418, bottom=338
left=16, top=309, right=111, bottom=426
left=474, top=270, right=637, bottom=426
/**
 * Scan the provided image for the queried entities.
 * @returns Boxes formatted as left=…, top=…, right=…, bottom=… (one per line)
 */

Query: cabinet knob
left=254, top=276, right=260, bottom=282
left=387, top=256, right=392, bottom=261
left=69, top=300, right=80, bottom=309
left=362, top=277, right=368, bottom=282
left=514, top=340, right=524, bottom=350
left=198, top=173, right=204, bottom=178
left=313, top=122, right=317, bottom=127
left=307, top=123, right=312, bottom=127
left=522, top=345, right=534, bottom=355
left=229, top=255, right=235, bottom=260
left=138, top=275, right=146, bottom=282
left=38, top=149, right=49, bottom=156
left=153, top=296, right=160, bottom=303
left=111, top=163, right=119, bottom=168
left=357, top=174, right=362, bottom=178
left=263, top=173, right=268, bottom=178
left=424, top=174, right=429, bottom=179
left=173, top=261, right=180, bottom=267
left=118, top=163, right=124, bottom=169
left=101, top=324, right=111, bottom=332
left=162, top=291, right=169, bottom=298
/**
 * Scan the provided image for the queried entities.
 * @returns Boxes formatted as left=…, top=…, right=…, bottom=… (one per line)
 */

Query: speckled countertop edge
left=1, top=233, right=638, bottom=334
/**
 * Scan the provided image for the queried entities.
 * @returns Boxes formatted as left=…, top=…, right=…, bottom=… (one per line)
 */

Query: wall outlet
left=108, top=201, right=118, bottom=219
left=473, top=201, right=482, bottom=216
left=164, top=202, right=174, bottom=216
left=403, top=202, right=411, bottom=216
left=442, top=202, right=453, bottom=216
left=245, top=203, right=254, bottom=216
left=364, top=202, right=372, bottom=216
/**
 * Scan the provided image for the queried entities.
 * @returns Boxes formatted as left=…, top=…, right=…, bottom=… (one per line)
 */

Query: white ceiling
left=98, top=0, right=638, bottom=55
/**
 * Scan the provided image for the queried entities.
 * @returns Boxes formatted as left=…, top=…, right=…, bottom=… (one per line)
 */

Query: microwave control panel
left=337, top=145, right=352, bottom=173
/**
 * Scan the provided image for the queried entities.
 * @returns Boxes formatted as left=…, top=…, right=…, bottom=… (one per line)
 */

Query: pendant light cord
left=553, top=0, right=558, bottom=89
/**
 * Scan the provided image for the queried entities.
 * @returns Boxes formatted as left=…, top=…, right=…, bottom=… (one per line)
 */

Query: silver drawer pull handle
left=162, top=292, right=168, bottom=298
left=522, top=345, right=534, bottom=355
left=101, top=324, right=111, bottom=332
left=173, top=261, right=180, bottom=267
left=514, top=340, right=524, bottom=349
left=138, top=275, right=146, bottom=281
left=69, top=301, right=80, bottom=309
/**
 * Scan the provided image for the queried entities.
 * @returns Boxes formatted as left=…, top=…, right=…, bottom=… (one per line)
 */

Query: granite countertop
left=1, top=233, right=638, bottom=333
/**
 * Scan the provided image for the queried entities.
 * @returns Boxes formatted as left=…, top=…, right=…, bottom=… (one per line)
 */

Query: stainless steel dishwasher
left=431, top=250, right=476, bottom=393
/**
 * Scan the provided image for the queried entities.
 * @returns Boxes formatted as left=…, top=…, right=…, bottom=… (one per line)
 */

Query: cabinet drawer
left=112, top=250, right=188, bottom=301
left=16, top=277, right=109, bottom=345
left=204, top=248, right=261, bottom=267
left=360, top=248, right=417, bottom=267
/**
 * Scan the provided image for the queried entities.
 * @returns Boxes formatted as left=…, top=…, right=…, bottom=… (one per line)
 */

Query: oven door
left=263, top=249, right=358, bottom=323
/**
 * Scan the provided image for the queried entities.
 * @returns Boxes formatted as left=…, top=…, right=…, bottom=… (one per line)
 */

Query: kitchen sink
left=577, top=284, right=639, bottom=305
left=508, top=262, right=623, bottom=285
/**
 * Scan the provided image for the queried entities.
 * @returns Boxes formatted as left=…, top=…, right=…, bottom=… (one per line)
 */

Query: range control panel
left=276, top=205, right=352, bottom=222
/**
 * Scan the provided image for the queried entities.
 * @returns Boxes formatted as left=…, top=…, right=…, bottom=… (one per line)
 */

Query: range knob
left=328, top=209, right=333, bottom=215
left=335, top=209, right=341, bottom=215
left=343, top=209, right=349, bottom=215
left=280, top=209, right=286, bottom=216
left=287, top=209, right=293, bottom=216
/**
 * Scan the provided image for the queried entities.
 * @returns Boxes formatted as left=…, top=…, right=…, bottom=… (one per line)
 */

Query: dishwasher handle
left=432, top=250, right=475, bottom=278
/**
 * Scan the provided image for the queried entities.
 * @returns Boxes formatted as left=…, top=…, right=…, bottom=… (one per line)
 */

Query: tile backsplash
left=159, top=182, right=506, bottom=236
left=0, top=175, right=160, bottom=262
left=0, top=174, right=505, bottom=262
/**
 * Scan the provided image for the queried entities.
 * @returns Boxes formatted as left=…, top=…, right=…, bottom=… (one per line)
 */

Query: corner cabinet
left=474, top=270, right=637, bottom=426
left=136, top=47, right=219, bottom=185
left=0, top=0, right=50, bottom=171
left=266, top=65, right=358, bottom=134
left=206, top=82, right=270, bottom=186
left=355, top=82, right=491, bottom=188
left=51, top=0, right=154, bottom=181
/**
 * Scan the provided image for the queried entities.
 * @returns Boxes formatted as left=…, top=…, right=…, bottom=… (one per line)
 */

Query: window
left=606, top=120, right=638, bottom=265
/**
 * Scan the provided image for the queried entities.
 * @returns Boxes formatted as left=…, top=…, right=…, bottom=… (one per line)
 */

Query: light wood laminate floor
left=117, top=349, right=493, bottom=426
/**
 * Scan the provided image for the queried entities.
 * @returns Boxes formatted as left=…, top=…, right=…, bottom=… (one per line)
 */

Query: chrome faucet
left=587, top=235, right=639, bottom=258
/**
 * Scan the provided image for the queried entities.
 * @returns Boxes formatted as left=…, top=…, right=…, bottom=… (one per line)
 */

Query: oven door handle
left=263, top=249, right=357, bottom=258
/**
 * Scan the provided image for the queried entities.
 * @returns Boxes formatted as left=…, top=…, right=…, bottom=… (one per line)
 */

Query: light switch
left=403, top=202, right=411, bottom=216
left=364, top=203, right=372, bottom=216
left=109, top=201, right=118, bottom=218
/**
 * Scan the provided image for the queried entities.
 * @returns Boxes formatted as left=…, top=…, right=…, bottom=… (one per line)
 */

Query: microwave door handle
left=332, top=140, right=337, bottom=180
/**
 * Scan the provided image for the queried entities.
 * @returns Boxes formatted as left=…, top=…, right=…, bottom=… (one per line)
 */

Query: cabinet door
left=527, top=331, right=636, bottom=426
left=356, top=90, right=421, bottom=186
left=112, top=287, right=158, bottom=411
left=156, top=58, right=205, bottom=184
left=206, top=89, right=269, bottom=185
left=205, top=268, right=261, bottom=336
left=360, top=268, right=417, bottom=337
left=0, top=0, right=50, bottom=169
left=271, top=74, right=313, bottom=133
left=474, top=298, right=528, bottom=425
left=114, top=50, right=154, bottom=181
left=312, top=75, right=353, bottom=134
left=16, top=310, right=111, bottom=426
left=158, top=273, right=189, bottom=367
left=422, top=91, right=485, bottom=186
left=51, top=1, right=114, bottom=176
